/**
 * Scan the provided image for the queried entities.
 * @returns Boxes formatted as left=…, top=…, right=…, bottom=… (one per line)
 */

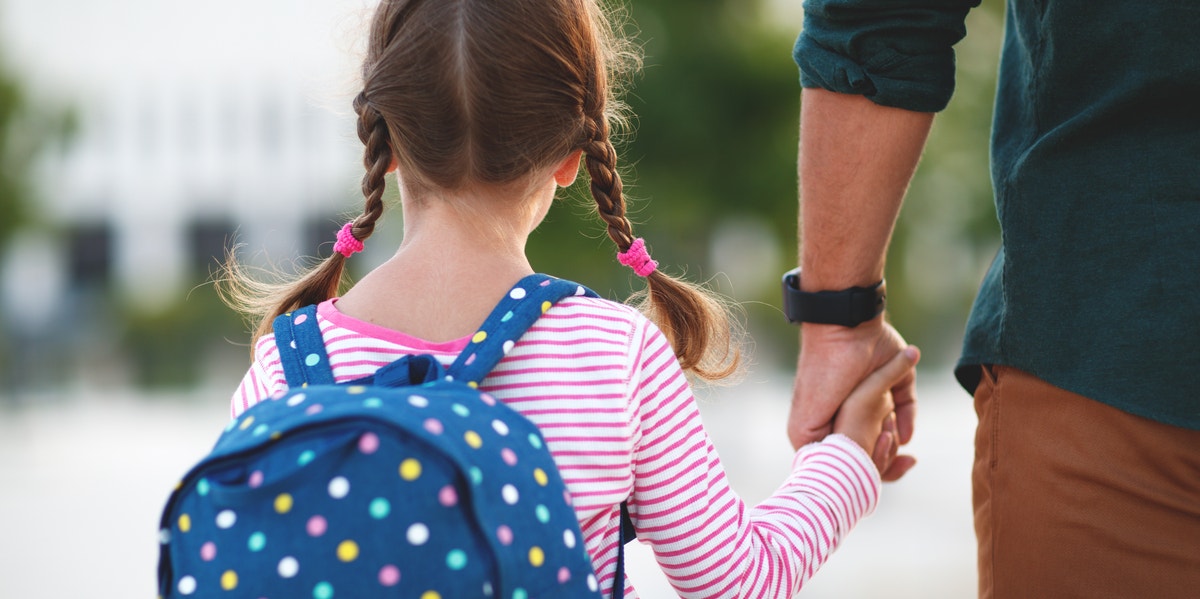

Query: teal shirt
left=795, top=0, right=1200, bottom=430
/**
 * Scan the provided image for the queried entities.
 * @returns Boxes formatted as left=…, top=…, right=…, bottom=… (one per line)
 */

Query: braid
left=352, top=91, right=391, bottom=243
left=581, top=116, right=741, bottom=381
left=215, top=92, right=396, bottom=347
left=582, top=121, right=635, bottom=251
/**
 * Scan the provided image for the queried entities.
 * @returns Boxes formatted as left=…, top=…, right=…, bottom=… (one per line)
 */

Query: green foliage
left=0, top=54, right=75, bottom=251
left=120, top=283, right=247, bottom=389
left=532, top=0, right=1006, bottom=367
left=530, top=0, right=802, bottom=299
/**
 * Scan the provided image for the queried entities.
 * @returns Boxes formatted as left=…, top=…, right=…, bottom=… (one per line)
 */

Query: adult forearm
left=797, top=87, right=934, bottom=291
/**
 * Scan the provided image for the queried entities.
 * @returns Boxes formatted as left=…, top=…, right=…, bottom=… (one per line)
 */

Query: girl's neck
left=334, top=179, right=554, bottom=342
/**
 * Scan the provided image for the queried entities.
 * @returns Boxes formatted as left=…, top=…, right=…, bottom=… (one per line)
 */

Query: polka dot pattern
left=159, top=276, right=603, bottom=599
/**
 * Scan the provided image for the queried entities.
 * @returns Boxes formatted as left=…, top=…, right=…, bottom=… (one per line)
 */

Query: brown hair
left=221, top=0, right=739, bottom=380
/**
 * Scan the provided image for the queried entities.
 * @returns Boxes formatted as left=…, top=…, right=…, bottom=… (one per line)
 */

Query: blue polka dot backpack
left=158, top=275, right=634, bottom=598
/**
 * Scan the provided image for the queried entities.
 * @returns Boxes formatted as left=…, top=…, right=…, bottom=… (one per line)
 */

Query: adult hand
left=789, top=318, right=918, bottom=481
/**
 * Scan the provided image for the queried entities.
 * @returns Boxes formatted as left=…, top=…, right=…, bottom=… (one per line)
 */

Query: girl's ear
left=553, top=150, right=584, bottom=187
left=388, top=154, right=399, bottom=173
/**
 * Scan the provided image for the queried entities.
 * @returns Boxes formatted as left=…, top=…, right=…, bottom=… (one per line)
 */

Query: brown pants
left=973, top=365, right=1200, bottom=599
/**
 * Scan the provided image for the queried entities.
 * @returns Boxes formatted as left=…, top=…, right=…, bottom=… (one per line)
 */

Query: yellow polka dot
left=274, top=493, right=293, bottom=514
left=464, top=431, right=482, bottom=449
left=178, top=514, right=191, bottom=533
left=174, top=481, right=182, bottom=491
left=347, top=385, right=366, bottom=394
left=533, top=468, right=548, bottom=486
left=541, top=301, right=551, bottom=313
left=238, top=416, right=254, bottom=430
left=420, top=592, right=441, bottom=599
left=472, top=331, right=487, bottom=343
left=400, top=458, right=422, bottom=481
left=270, top=431, right=282, bottom=441
left=300, top=382, right=309, bottom=388
left=467, top=382, right=479, bottom=389
left=337, top=540, right=359, bottom=562
left=220, top=570, right=238, bottom=591
left=529, top=546, right=545, bottom=567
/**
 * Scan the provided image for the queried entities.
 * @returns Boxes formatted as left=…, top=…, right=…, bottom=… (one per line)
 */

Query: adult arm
left=790, top=88, right=932, bottom=479
left=788, top=0, right=977, bottom=478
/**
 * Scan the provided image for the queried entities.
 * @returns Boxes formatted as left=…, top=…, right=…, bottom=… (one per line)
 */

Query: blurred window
left=187, top=218, right=236, bottom=275
left=67, top=222, right=113, bottom=289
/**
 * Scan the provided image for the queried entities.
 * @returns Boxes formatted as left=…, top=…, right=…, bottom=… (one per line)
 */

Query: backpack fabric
left=159, top=275, right=623, bottom=598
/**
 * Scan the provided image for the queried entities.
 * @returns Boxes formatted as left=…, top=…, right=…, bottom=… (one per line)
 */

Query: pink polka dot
left=424, top=419, right=444, bottom=435
left=294, top=314, right=308, bottom=325
left=480, top=393, right=496, bottom=406
left=248, top=470, right=264, bottom=488
left=305, top=404, right=323, bottom=416
left=496, top=525, right=513, bottom=546
left=307, top=515, right=327, bottom=537
left=270, top=389, right=287, bottom=400
left=540, top=280, right=552, bottom=287
left=359, top=432, right=380, bottom=454
left=378, top=565, right=400, bottom=587
left=558, top=567, right=571, bottom=584
left=564, top=490, right=573, bottom=505
left=438, top=485, right=458, bottom=507
left=501, top=448, right=517, bottom=466
left=464, top=353, right=477, bottom=366
left=200, top=542, right=216, bottom=561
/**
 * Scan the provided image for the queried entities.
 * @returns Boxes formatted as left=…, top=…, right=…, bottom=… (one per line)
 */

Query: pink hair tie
left=617, top=238, right=658, bottom=277
left=333, top=222, right=365, bottom=258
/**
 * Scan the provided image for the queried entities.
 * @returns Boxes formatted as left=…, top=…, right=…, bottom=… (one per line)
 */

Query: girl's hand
left=832, top=345, right=920, bottom=474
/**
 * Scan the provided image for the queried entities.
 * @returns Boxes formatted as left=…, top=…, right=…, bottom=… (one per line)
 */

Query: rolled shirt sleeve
left=794, top=0, right=980, bottom=112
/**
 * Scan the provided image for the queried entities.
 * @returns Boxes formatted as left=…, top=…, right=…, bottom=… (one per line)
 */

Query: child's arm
left=833, top=345, right=921, bottom=474
left=626, top=323, right=919, bottom=598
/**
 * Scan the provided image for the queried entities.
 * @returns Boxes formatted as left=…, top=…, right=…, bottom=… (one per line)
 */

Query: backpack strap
left=447, top=274, right=598, bottom=386
left=272, top=304, right=335, bottom=387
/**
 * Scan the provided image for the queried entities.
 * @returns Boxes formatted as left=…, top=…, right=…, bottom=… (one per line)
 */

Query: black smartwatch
left=781, top=267, right=886, bottom=327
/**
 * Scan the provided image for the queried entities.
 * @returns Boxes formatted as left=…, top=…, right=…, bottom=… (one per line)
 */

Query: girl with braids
left=223, top=0, right=918, bottom=596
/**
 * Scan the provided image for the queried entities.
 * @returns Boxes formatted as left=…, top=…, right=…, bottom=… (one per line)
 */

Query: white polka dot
left=328, top=476, right=350, bottom=499
left=509, top=288, right=527, bottom=300
left=501, top=484, right=519, bottom=505
left=158, top=528, right=171, bottom=544
left=407, top=523, right=430, bottom=545
left=289, top=340, right=297, bottom=349
left=409, top=395, right=429, bottom=408
left=575, top=286, right=586, bottom=296
left=563, top=529, right=576, bottom=548
left=278, top=556, right=299, bottom=578
left=492, top=420, right=510, bottom=436
left=178, top=575, right=197, bottom=595
left=287, top=393, right=307, bottom=407
left=587, top=574, right=598, bottom=592
left=483, top=582, right=494, bottom=596
left=215, top=510, right=237, bottom=529
left=502, top=340, right=515, bottom=354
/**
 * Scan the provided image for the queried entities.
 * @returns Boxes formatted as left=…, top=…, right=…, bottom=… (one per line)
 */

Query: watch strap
left=782, top=268, right=885, bottom=327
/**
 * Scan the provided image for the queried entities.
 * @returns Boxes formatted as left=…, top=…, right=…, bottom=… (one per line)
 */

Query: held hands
left=831, top=344, right=920, bottom=476
left=790, top=319, right=919, bottom=481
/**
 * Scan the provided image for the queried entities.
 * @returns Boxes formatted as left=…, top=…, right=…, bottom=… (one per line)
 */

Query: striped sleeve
left=627, top=322, right=881, bottom=598
left=230, top=334, right=287, bottom=418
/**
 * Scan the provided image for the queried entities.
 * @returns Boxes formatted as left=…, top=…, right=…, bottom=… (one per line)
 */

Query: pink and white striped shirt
left=232, top=296, right=881, bottom=598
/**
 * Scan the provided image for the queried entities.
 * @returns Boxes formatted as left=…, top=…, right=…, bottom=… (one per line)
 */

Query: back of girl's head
left=358, top=0, right=623, bottom=191
left=224, top=0, right=740, bottom=380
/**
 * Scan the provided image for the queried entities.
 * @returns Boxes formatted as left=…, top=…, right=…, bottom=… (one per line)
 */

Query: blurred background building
left=0, top=0, right=1003, bottom=596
